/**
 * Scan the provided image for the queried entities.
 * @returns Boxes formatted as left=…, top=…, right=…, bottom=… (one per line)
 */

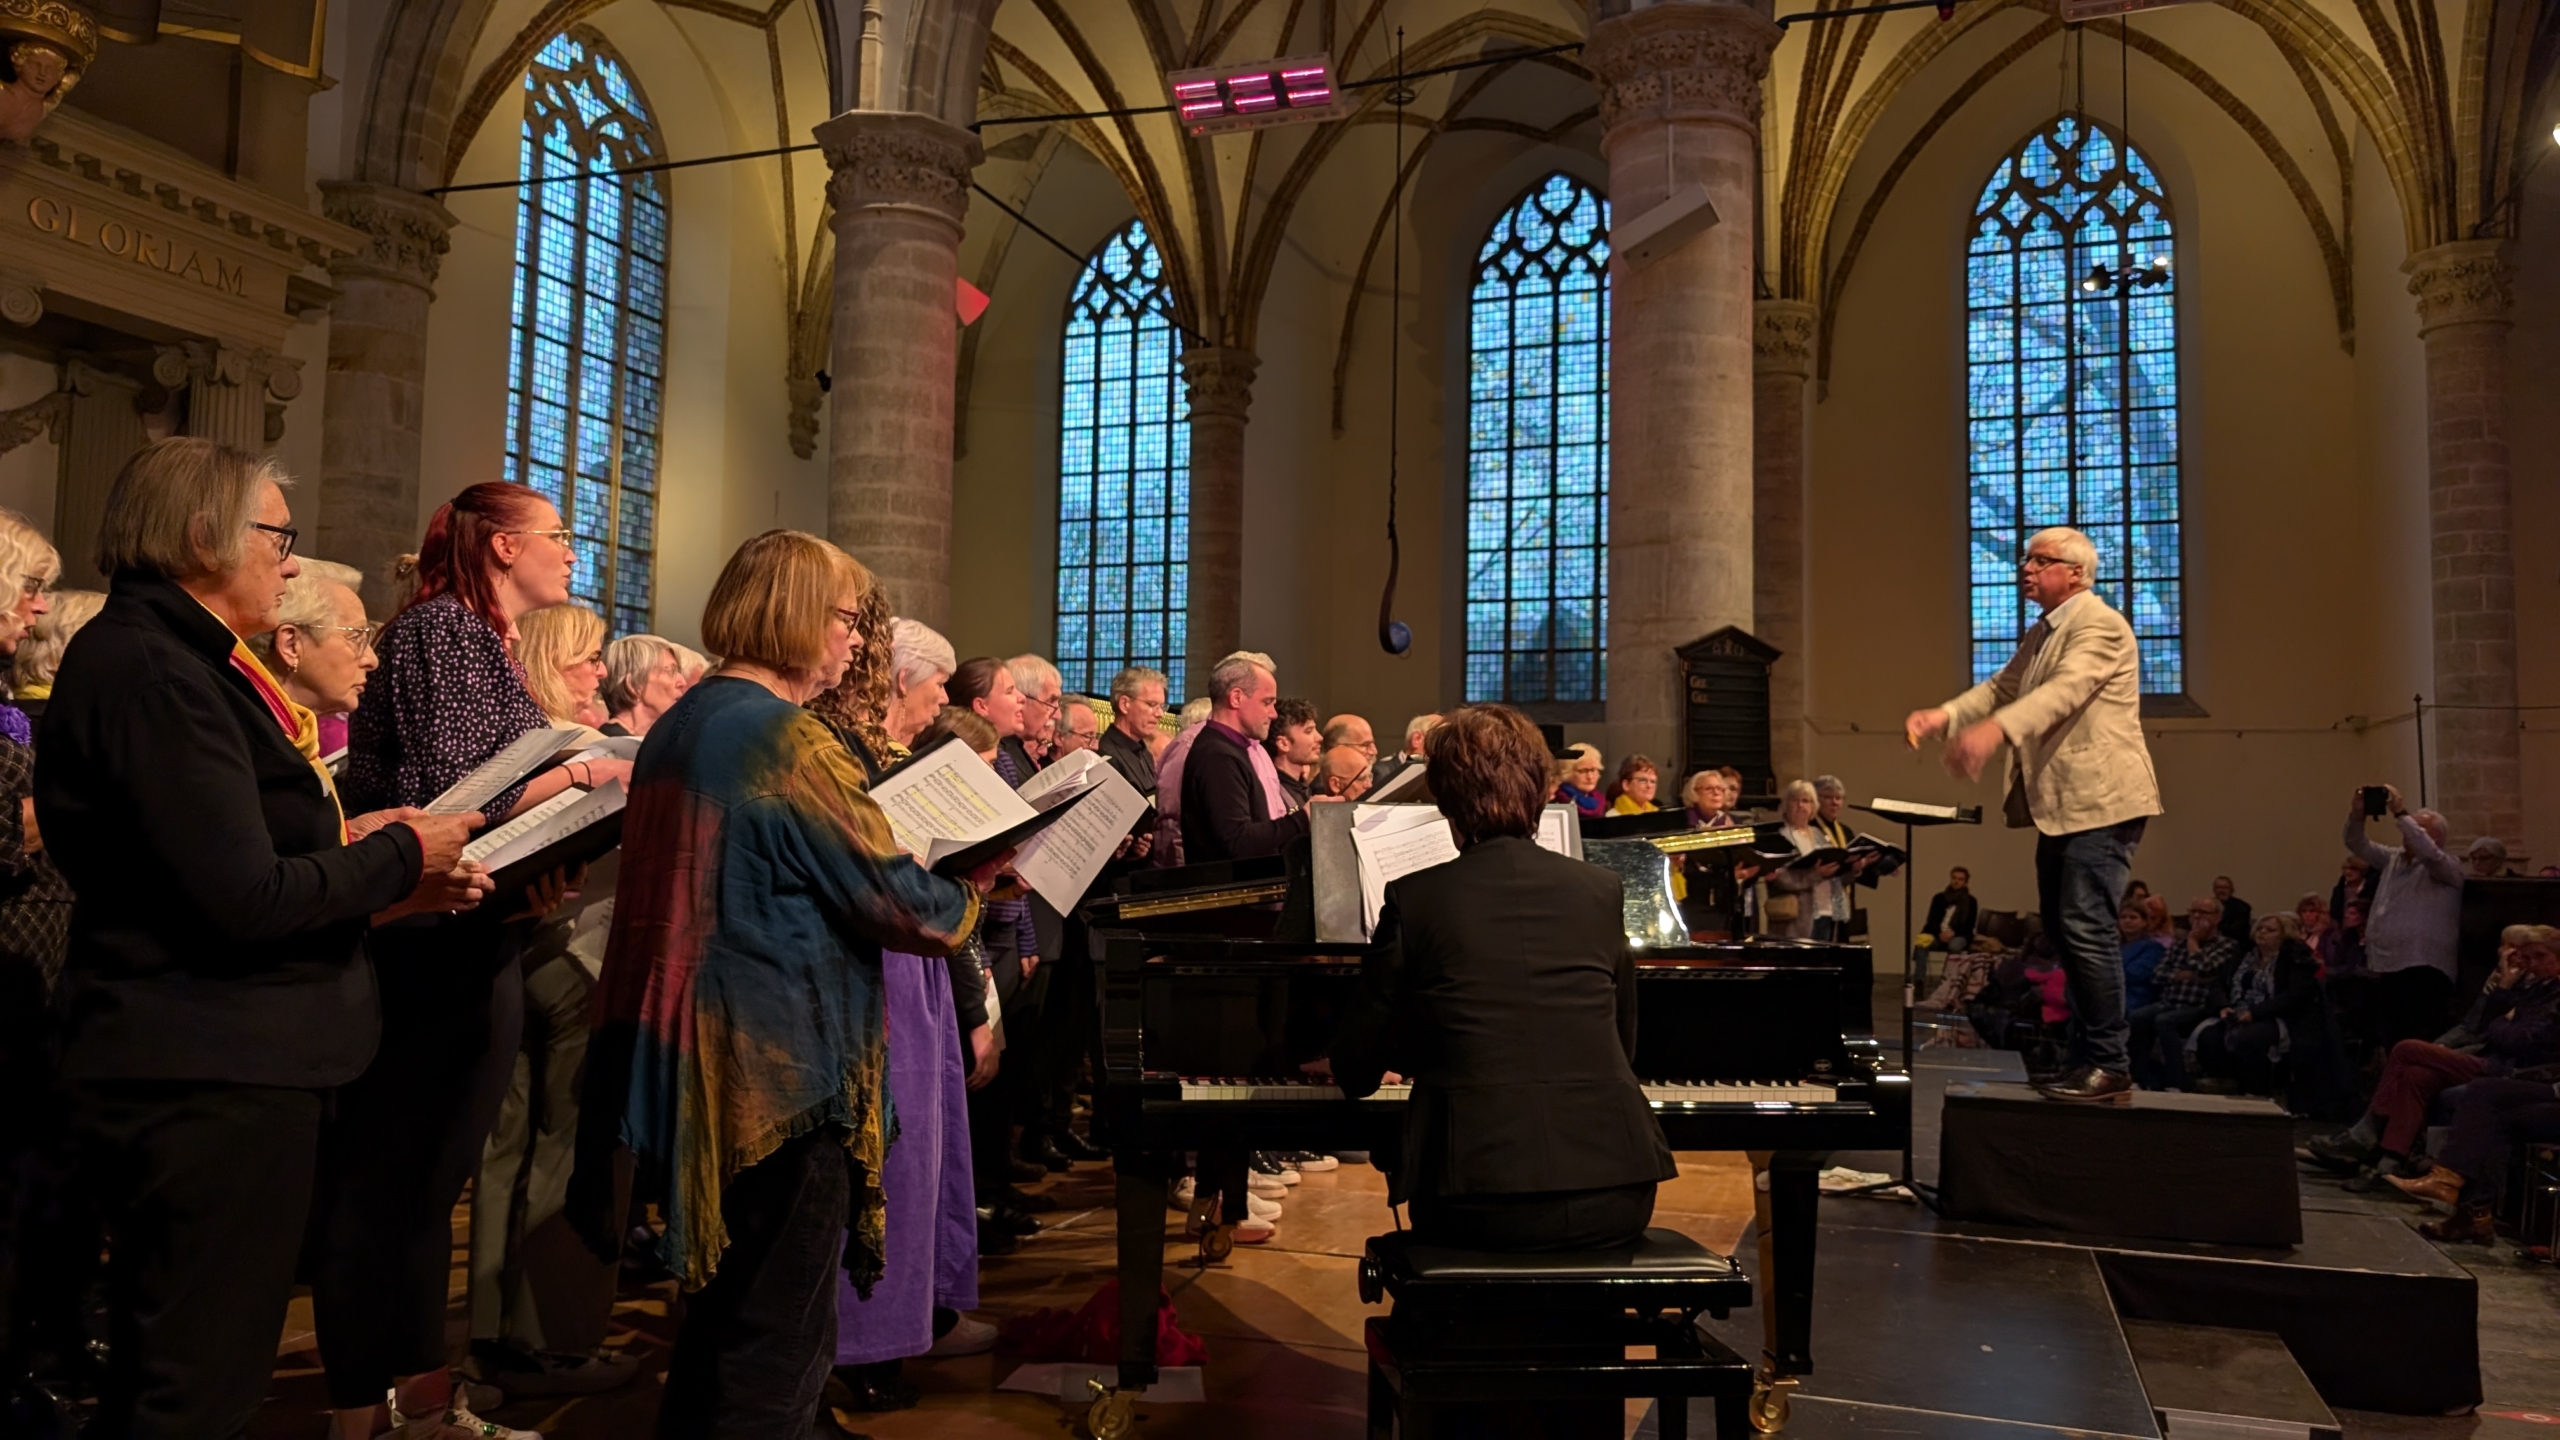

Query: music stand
left=1835, top=797, right=1982, bottom=1207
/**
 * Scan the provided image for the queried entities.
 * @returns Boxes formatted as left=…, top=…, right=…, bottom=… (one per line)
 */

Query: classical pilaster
left=1587, top=0, right=1780, bottom=762
left=318, top=181, right=452, bottom=605
left=53, top=360, right=141, bottom=588
left=2403, top=240, right=2521, bottom=847
left=1179, top=345, right=1256, bottom=690
left=156, top=338, right=301, bottom=454
left=814, top=109, right=982, bottom=628
left=1754, top=298, right=1815, bottom=786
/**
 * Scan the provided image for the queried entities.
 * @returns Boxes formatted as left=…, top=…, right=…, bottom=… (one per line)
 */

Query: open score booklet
left=867, top=741, right=1149, bottom=914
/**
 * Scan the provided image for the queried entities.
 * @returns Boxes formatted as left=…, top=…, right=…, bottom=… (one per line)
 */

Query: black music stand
left=1834, top=797, right=1982, bottom=1207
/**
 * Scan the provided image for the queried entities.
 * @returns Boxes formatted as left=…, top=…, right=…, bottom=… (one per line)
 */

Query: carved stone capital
left=1754, top=299, right=1817, bottom=379
left=0, top=388, right=67, bottom=457
left=155, top=340, right=302, bottom=399
left=813, top=110, right=982, bottom=233
left=1586, top=1, right=1781, bottom=136
left=0, top=268, right=41, bottom=327
left=1179, top=346, right=1258, bottom=423
left=319, top=181, right=457, bottom=292
left=2404, top=239, right=2512, bottom=335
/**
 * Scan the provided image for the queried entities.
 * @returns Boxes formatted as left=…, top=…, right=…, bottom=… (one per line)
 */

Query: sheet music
left=867, top=738, right=1036, bottom=866
left=1536, top=804, right=1580, bottom=858
left=1350, top=803, right=1461, bottom=937
left=566, top=734, right=643, bottom=764
left=1011, top=766, right=1149, bottom=914
left=463, top=779, right=625, bottom=874
left=1369, top=759, right=1430, bottom=803
left=426, top=727, right=586, bottom=815
left=1013, top=747, right=1109, bottom=808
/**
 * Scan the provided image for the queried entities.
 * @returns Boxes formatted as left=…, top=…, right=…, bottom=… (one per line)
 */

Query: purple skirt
left=834, top=950, right=979, bottom=1362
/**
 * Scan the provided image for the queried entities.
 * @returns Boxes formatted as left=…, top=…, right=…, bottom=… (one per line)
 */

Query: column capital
left=814, top=109, right=983, bottom=234
left=1753, top=298, right=1817, bottom=379
left=1586, top=1, right=1781, bottom=136
left=155, top=339, right=303, bottom=401
left=2403, top=239, right=2513, bottom=336
left=1179, top=345, right=1258, bottom=422
left=319, top=181, right=457, bottom=292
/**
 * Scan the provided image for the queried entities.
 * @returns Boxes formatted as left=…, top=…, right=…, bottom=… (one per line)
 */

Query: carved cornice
left=14, top=106, right=366, bottom=268
left=813, top=110, right=982, bottom=233
left=319, top=181, right=455, bottom=291
left=1179, top=346, right=1258, bottom=423
left=2403, top=240, right=2513, bottom=335
left=1585, top=2, right=1781, bottom=135
left=154, top=339, right=302, bottom=400
left=1754, top=299, right=1817, bottom=379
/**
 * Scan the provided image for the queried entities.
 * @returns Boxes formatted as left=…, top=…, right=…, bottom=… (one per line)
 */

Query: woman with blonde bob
left=577, top=531, right=1006, bottom=1437
left=514, top=602, right=610, bottom=730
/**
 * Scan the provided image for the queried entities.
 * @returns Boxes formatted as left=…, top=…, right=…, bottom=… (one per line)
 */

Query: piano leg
left=1747, top=1151, right=1819, bottom=1432
left=1115, top=1154, right=1167, bottom=1394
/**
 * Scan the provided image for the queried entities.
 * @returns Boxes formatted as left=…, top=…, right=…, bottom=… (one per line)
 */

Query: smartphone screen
left=2362, top=786, right=2390, bottom=818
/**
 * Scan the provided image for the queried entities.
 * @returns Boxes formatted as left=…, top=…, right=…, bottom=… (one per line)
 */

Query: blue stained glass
left=1966, top=117, right=2181, bottom=694
left=502, top=27, right=667, bottom=634
left=1464, top=174, right=1611, bottom=704
left=1055, top=220, right=1189, bottom=699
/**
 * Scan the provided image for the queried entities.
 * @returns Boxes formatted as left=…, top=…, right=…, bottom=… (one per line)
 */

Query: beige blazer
left=1938, top=590, right=2162, bottom=836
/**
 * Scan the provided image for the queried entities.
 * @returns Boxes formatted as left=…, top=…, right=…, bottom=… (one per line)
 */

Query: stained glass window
left=1465, top=174, right=1610, bottom=705
left=1056, top=220, right=1189, bottom=700
left=503, top=27, right=668, bottom=637
left=1966, top=116, right=2182, bottom=692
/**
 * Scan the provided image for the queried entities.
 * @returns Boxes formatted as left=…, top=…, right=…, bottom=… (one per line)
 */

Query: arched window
left=1465, top=174, right=1610, bottom=706
left=1056, top=220, right=1188, bottom=700
left=1966, top=116, right=2182, bottom=693
left=502, top=28, right=668, bottom=637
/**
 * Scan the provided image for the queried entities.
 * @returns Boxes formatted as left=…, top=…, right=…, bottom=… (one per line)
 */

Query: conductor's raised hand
left=1944, top=718, right=2005, bottom=782
left=1904, top=708, right=1952, bottom=748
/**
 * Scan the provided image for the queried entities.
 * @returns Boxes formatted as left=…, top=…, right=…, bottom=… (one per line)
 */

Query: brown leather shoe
left=2034, top=1065, right=2134, bottom=1104
left=2415, top=1208, right=2495, bottom=1245
left=2385, top=1167, right=2465, bottom=1208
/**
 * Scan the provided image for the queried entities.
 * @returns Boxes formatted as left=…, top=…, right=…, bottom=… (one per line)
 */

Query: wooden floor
left=248, top=1154, right=1759, bottom=1438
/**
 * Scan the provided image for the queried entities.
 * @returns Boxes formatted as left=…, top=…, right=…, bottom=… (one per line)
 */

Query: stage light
left=1165, top=53, right=1343, bottom=135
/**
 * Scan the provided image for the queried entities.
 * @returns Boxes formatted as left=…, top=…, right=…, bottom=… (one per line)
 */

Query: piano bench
left=1357, top=1229, right=1756, bottom=1439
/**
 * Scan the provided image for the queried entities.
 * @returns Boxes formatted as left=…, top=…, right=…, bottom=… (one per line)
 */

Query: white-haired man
left=1182, top=651, right=1334, bottom=863
left=1004, top=653, right=1062, bottom=773
left=1906, top=525, right=2161, bottom=1103
left=2342, top=783, right=2464, bottom=1045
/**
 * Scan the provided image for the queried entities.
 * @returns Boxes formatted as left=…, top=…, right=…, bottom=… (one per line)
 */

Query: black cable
left=424, top=141, right=818, bottom=197
left=1377, top=29, right=1411, bottom=656
left=1776, top=0, right=1966, bottom=28
left=967, top=182, right=1214, bottom=346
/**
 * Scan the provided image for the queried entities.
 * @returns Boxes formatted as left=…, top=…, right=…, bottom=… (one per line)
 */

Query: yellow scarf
left=225, top=635, right=346, bottom=841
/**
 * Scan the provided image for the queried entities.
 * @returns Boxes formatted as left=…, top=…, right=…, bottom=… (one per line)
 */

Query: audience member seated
left=2212, top=875, right=2253, bottom=946
left=1922, top=867, right=1980, bottom=955
left=1182, top=651, right=1318, bottom=864
left=2463, top=836, right=2520, bottom=879
left=1552, top=742, right=1605, bottom=819
left=2119, top=903, right=2167, bottom=1013
left=2303, top=924, right=2560, bottom=1183
left=2187, top=914, right=2321, bottom=1096
left=2133, top=896, right=2239, bottom=1090
left=1965, top=936, right=2068, bottom=1074
left=1607, top=754, right=1660, bottom=815
left=1326, top=704, right=1674, bottom=1251
left=2342, top=783, right=2463, bottom=1048
left=2387, top=1067, right=2560, bottom=1242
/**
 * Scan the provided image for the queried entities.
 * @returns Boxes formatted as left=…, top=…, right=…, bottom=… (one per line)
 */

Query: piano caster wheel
left=1357, top=1254, right=1383, bottom=1304
left=1198, top=1223, right=1235, bottom=1263
left=1749, top=1375, right=1797, bottom=1433
left=1084, top=1380, right=1140, bottom=1439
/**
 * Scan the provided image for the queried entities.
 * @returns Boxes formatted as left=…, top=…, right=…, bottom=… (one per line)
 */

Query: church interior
left=3, top=0, right=2558, bottom=1436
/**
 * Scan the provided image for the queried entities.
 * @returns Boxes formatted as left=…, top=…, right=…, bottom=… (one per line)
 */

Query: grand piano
left=1081, top=818, right=1909, bottom=1430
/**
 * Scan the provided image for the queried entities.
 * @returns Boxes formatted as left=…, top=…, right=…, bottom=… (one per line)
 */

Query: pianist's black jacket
left=1331, top=835, right=1676, bottom=1203
left=36, top=572, right=422, bottom=1088
left=1180, top=720, right=1309, bottom=862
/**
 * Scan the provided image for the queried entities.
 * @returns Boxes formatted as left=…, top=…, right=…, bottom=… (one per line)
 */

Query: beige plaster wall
left=415, top=0, right=826, bottom=650
left=2503, top=153, right=2560, bottom=876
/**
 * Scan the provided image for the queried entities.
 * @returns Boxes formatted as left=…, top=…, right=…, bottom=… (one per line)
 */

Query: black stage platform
left=1640, top=1050, right=2483, bottom=1439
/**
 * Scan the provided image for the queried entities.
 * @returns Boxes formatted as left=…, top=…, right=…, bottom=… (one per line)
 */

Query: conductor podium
left=1935, top=1082, right=2302, bottom=1246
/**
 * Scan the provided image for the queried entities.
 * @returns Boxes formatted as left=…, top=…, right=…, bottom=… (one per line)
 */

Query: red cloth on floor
left=998, top=1280, right=1207, bottom=1367
left=2371, top=1039, right=2487, bottom=1154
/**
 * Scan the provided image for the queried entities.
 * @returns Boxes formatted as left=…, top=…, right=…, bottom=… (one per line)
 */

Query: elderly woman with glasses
left=577, top=532, right=1001, bottom=1437
left=319, top=482, right=634, bottom=1440
left=247, top=557, right=377, bottom=758
left=34, top=438, right=488, bottom=1438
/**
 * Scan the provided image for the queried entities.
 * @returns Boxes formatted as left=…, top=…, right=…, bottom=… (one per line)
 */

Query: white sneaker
left=924, top=1315, right=999, bottom=1358
left=1234, top=1217, right=1278, bottom=1243
left=1245, top=1191, right=1282, bottom=1221
left=1292, top=1153, right=1341, bottom=1173
left=1170, top=1176, right=1196, bottom=1210
left=388, top=1389, right=540, bottom=1440
left=1246, top=1171, right=1288, bottom=1197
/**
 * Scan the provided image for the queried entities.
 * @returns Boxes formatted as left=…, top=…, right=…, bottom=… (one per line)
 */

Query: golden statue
left=0, top=0, right=97, bottom=142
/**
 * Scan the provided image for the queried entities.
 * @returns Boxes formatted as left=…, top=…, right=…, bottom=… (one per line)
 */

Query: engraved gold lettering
left=135, top=232, right=164, bottom=269
left=27, top=196, right=63, bottom=233
left=215, top=259, right=244, bottom=295
left=175, top=250, right=207, bottom=284
left=96, top=220, right=131, bottom=257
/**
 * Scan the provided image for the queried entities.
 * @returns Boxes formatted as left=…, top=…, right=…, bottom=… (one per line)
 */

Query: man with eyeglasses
left=2134, top=897, right=2240, bottom=1090
left=1906, top=526, right=2162, bottom=1104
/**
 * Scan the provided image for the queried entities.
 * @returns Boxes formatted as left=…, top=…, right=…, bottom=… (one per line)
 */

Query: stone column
left=1587, top=0, right=1780, bottom=763
left=1179, top=345, right=1256, bottom=693
left=157, top=340, right=301, bottom=454
left=2403, top=240, right=2521, bottom=846
left=318, top=181, right=454, bottom=607
left=53, top=362, right=143, bottom=589
left=1754, top=299, right=1815, bottom=786
left=814, top=110, right=982, bottom=629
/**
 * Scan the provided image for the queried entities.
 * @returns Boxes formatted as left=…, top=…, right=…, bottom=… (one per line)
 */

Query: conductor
left=1906, top=526, right=2161, bottom=1103
left=1327, top=704, right=1676, bottom=1249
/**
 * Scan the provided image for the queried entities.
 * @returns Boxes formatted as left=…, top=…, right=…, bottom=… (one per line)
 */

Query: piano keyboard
left=1173, top=1078, right=1837, bottom=1105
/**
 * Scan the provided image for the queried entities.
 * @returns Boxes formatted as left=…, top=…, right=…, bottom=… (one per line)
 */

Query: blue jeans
left=2035, top=817, right=2145, bottom=1074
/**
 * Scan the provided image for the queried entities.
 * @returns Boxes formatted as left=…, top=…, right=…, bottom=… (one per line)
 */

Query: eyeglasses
left=250, top=521, right=298, bottom=561
left=319, top=623, right=381, bottom=657
left=16, top=575, right=53, bottom=599
left=507, top=528, right=576, bottom=546
left=2019, top=554, right=2071, bottom=572
left=833, top=608, right=863, bottom=633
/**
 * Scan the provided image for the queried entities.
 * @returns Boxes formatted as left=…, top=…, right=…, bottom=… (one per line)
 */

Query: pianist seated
left=1328, top=703, right=1677, bottom=1252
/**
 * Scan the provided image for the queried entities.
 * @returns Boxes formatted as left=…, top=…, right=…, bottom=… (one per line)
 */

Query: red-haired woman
left=318, top=482, right=632, bottom=1439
